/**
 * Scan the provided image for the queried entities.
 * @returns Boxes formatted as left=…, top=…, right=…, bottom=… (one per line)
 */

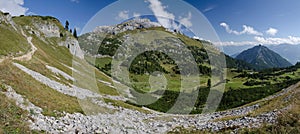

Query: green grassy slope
left=0, top=14, right=128, bottom=122
left=0, top=13, right=30, bottom=57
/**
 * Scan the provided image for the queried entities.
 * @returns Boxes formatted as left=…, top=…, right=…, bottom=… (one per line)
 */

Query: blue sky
left=1, top=0, right=300, bottom=46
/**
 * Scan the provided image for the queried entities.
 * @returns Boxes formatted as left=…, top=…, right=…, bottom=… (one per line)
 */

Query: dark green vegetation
left=219, top=78, right=299, bottom=110
left=129, top=51, right=170, bottom=74
left=225, top=55, right=255, bottom=70
left=128, top=78, right=300, bottom=114
left=127, top=87, right=210, bottom=114
left=236, top=45, right=292, bottom=70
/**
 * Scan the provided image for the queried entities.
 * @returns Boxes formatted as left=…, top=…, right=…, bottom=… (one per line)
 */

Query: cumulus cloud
left=220, top=22, right=240, bottom=35
left=146, top=0, right=176, bottom=29
left=266, top=28, right=278, bottom=36
left=242, top=25, right=263, bottom=36
left=145, top=0, right=193, bottom=31
left=179, top=12, right=192, bottom=28
left=0, top=0, right=28, bottom=16
left=220, top=22, right=263, bottom=36
left=116, top=10, right=129, bottom=20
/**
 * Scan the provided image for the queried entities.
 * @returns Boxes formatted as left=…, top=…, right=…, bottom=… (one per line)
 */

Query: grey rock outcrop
left=0, top=12, right=18, bottom=31
left=94, top=18, right=161, bottom=35
left=59, top=37, right=84, bottom=59
left=33, top=21, right=60, bottom=37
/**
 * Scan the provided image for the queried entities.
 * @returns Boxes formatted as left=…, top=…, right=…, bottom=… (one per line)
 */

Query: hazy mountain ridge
left=223, top=44, right=300, bottom=65
left=268, top=44, right=300, bottom=64
left=236, top=45, right=292, bottom=69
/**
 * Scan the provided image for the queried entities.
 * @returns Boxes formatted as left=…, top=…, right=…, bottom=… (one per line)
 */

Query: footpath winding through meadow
left=0, top=29, right=37, bottom=63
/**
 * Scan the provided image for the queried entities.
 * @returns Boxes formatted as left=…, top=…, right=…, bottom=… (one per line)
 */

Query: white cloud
left=145, top=0, right=193, bottom=31
left=179, top=12, right=192, bottom=28
left=214, top=36, right=300, bottom=46
left=220, top=22, right=240, bottom=35
left=70, top=0, right=79, bottom=3
left=214, top=41, right=257, bottom=46
left=266, top=28, right=278, bottom=36
left=146, top=0, right=176, bottom=29
left=116, top=10, right=129, bottom=20
left=220, top=22, right=263, bottom=36
left=254, top=36, right=300, bottom=45
left=0, top=0, right=28, bottom=16
left=241, top=25, right=263, bottom=36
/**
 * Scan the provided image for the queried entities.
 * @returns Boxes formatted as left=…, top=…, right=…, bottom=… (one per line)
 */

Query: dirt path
left=0, top=29, right=37, bottom=63
left=13, top=36, right=37, bottom=61
left=13, top=29, right=37, bottom=61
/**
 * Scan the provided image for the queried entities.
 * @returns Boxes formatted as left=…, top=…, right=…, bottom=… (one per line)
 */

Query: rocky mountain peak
left=236, top=45, right=292, bottom=69
left=93, top=18, right=161, bottom=34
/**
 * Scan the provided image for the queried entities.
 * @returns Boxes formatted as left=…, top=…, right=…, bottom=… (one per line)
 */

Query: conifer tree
left=65, top=20, right=69, bottom=30
left=73, top=28, right=78, bottom=39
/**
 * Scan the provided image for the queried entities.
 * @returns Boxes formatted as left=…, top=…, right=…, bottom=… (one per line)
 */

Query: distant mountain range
left=236, top=45, right=292, bottom=70
left=223, top=44, right=300, bottom=65
left=268, top=44, right=300, bottom=65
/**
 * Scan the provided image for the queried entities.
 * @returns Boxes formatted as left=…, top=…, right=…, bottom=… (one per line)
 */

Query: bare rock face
left=59, top=37, right=85, bottom=59
left=0, top=12, right=18, bottom=31
left=0, top=13, right=5, bottom=23
left=33, top=21, right=60, bottom=37
left=25, top=25, right=41, bottom=37
left=29, top=17, right=84, bottom=59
